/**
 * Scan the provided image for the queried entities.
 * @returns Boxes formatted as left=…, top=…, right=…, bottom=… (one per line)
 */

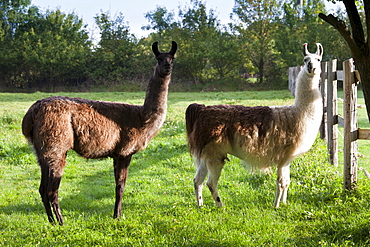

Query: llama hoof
left=274, top=201, right=288, bottom=209
left=215, top=196, right=223, bottom=207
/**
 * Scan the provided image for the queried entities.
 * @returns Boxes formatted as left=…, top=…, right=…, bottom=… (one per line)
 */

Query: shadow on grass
left=1, top=141, right=189, bottom=221
left=0, top=202, right=44, bottom=216
left=291, top=222, right=370, bottom=246
left=0, top=169, right=114, bottom=220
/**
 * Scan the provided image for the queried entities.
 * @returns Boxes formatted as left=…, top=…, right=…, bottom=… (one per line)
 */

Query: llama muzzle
left=307, top=62, right=315, bottom=74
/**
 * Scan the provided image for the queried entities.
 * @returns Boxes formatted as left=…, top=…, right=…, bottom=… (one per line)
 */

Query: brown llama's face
left=156, top=53, right=175, bottom=76
left=152, top=41, right=177, bottom=76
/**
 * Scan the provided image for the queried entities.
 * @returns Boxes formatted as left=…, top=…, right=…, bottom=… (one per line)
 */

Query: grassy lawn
left=1, top=90, right=370, bottom=246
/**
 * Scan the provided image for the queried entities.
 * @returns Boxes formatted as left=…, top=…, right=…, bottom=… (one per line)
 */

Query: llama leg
left=113, top=155, right=132, bottom=219
left=39, top=165, right=55, bottom=224
left=193, top=158, right=208, bottom=207
left=274, top=164, right=291, bottom=208
left=39, top=159, right=65, bottom=225
left=206, top=157, right=225, bottom=207
left=49, top=173, right=64, bottom=225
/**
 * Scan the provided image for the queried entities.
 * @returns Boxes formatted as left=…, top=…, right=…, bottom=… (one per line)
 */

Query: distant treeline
left=0, top=0, right=351, bottom=91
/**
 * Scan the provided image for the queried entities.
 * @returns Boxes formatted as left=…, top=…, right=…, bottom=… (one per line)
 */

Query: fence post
left=343, top=58, right=358, bottom=190
left=288, top=65, right=302, bottom=97
left=326, top=59, right=338, bottom=166
left=320, top=62, right=327, bottom=139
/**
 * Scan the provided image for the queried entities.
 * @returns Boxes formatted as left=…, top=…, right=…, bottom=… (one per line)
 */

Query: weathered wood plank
left=327, top=59, right=338, bottom=166
left=288, top=65, right=302, bottom=97
left=343, top=58, right=358, bottom=191
left=358, top=128, right=370, bottom=140
left=320, top=62, right=328, bottom=139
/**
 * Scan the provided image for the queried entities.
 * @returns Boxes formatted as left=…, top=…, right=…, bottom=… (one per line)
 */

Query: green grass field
left=1, top=90, right=370, bottom=246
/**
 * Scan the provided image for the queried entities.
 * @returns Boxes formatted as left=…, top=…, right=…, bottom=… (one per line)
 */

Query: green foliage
left=207, top=31, right=244, bottom=79
left=232, top=0, right=286, bottom=85
left=1, top=91, right=370, bottom=246
left=0, top=0, right=352, bottom=91
left=142, top=6, right=175, bottom=36
left=0, top=2, right=91, bottom=90
left=176, top=0, right=221, bottom=83
left=89, top=12, right=149, bottom=85
left=275, top=0, right=350, bottom=67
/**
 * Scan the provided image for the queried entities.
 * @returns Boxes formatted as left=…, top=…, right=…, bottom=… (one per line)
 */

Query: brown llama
left=22, top=41, right=177, bottom=225
left=186, top=43, right=323, bottom=208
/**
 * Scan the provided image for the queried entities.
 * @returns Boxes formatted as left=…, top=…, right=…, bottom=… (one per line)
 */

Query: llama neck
left=294, top=71, right=322, bottom=113
left=142, top=65, right=171, bottom=125
left=291, top=70, right=323, bottom=157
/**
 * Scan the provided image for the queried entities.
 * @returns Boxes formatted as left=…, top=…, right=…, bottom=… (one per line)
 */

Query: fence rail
left=289, top=58, right=367, bottom=190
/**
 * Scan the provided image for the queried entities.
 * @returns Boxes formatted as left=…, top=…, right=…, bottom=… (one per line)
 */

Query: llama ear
left=303, top=43, right=309, bottom=56
left=169, top=41, right=177, bottom=56
left=315, top=43, right=323, bottom=57
left=152, top=42, right=160, bottom=57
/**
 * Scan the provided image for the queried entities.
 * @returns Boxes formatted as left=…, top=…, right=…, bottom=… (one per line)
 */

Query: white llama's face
left=303, top=54, right=322, bottom=75
left=302, top=43, right=323, bottom=76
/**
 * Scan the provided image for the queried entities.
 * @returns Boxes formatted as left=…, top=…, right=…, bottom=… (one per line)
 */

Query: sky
left=31, top=0, right=344, bottom=39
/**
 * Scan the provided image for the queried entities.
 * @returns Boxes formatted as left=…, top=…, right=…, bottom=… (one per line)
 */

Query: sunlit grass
left=0, top=91, right=370, bottom=246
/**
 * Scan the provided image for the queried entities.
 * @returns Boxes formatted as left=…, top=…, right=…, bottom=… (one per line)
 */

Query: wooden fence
left=289, top=58, right=369, bottom=190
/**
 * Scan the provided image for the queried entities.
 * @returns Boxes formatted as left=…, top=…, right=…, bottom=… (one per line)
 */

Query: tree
left=274, top=2, right=306, bottom=67
left=26, top=10, right=91, bottom=88
left=143, top=0, right=222, bottom=83
left=0, top=1, right=91, bottom=90
left=90, top=12, right=145, bottom=84
left=177, top=0, right=220, bottom=83
left=319, top=0, right=370, bottom=120
left=275, top=0, right=350, bottom=66
left=207, top=30, right=243, bottom=79
left=142, top=6, right=175, bottom=39
left=0, top=0, right=31, bottom=37
left=0, top=0, right=33, bottom=87
left=232, top=0, right=284, bottom=84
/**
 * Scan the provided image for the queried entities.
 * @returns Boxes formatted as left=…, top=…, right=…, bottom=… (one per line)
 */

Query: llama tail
left=22, top=108, right=35, bottom=144
left=185, top=103, right=205, bottom=158
left=185, top=103, right=204, bottom=138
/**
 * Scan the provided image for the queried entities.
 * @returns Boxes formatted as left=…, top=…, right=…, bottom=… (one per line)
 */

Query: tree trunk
left=319, top=0, right=370, bottom=120
left=355, top=56, right=370, bottom=119
left=258, top=58, right=264, bottom=84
